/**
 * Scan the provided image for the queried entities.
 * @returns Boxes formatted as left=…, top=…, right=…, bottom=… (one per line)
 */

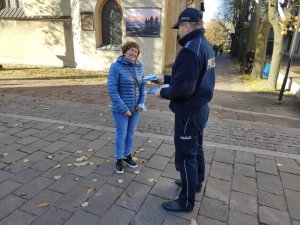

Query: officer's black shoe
left=175, top=179, right=202, bottom=193
left=162, top=200, right=193, bottom=212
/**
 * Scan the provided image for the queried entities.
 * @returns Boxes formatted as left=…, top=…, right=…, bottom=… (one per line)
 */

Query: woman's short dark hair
left=122, top=41, right=141, bottom=57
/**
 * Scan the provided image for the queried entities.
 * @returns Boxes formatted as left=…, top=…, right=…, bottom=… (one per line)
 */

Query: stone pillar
left=162, top=0, right=203, bottom=73
left=70, top=0, right=83, bottom=68
left=186, top=0, right=204, bottom=10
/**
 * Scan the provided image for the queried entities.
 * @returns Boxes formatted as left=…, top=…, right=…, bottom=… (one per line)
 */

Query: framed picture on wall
left=125, top=7, right=161, bottom=37
left=81, top=11, right=94, bottom=31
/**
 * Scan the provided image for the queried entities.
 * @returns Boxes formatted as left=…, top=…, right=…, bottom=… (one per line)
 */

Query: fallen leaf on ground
left=273, top=192, right=282, bottom=195
left=190, top=219, right=197, bottom=225
left=117, top=179, right=124, bottom=184
left=74, top=162, right=89, bottom=167
left=126, top=192, right=133, bottom=198
left=276, top=163, right=283, bottom=167
left=106, top=159, right=111, bottom=163
left=132, top=156, right=138, bottom=161
left=134, top=170, right=141, bottom=174
left=53, top=164, right=61, bottom=169
left=54, top=175, right=62, bottom=180
left=139, top=148, right=145, bottom=151
left=23, top=159, right=29, bottom=163
left=57, top=126, right=65, bottom=129
left=76, top=156, right=89, bottom=162
left=47, top=155, right=53, bottom=159
left=19, top=192, right=27, bottom=196
left=36, top=202, right=50, bottom=208
left=87, top=148, right=94, bottom=152
left=148, top=178, right=155, bottom=183
left=87, top=187, right=95, bottom=194
left=139, top=159, right=145, bottom=164
left=81, top=202, right=89, bottom=208
left=223, top=201, right=230, bottom=205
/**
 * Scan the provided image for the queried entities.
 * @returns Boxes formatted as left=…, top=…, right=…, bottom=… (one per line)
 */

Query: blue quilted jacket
left=108, top=56, right=146, bottom=114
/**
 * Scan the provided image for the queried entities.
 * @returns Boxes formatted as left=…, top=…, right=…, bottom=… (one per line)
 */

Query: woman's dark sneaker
left=123, top=154, right=138, bottom=168
left=115, top=159, right=124, bottom=174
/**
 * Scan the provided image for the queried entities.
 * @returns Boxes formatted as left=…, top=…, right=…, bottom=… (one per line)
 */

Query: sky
left=202, top=0, right=220, bottom=23
left=126, top=8, right=161, bottom=23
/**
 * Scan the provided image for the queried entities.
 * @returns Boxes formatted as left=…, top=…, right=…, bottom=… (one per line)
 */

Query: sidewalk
left=0, top=54, right=299, bottom=225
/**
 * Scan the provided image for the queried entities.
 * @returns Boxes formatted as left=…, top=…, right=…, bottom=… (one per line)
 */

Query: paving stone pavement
left=0, top=55, right=300, bottom=225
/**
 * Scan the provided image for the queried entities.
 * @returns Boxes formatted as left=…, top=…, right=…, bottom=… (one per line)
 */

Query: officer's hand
left=157, top=76, right=164, bottom=85
left=155, top=89, right=161, bottom=98
left=151, top=76, right=164, bottom=85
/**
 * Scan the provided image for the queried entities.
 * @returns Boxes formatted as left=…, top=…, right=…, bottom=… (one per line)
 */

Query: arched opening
left=0, top=0, right=6, bottom=9
left=95, top=0, right=122, bottom=50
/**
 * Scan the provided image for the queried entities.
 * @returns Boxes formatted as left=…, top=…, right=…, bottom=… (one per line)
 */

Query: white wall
left=24, top=0, right=72, bottom=16
left=0, top=0, right=166, bottom=74
left=78, top=0, right=165, bottom=74
left=0, top=20, right=75, bottom=67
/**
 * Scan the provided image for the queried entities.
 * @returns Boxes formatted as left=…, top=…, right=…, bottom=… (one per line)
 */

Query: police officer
left=155, top=7, right=215, bottom=212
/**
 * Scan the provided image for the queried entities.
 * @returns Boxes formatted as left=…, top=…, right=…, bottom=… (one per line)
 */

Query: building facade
left=0, top=0, right=203, bottom=74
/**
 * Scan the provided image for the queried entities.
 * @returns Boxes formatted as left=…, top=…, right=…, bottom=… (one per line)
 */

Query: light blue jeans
left=112, top=111, right=140, bottom=160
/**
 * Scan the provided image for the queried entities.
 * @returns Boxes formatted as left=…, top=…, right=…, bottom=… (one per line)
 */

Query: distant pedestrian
left=213, top=44, right=219, bottom=56
left=219, top=45, right=223, bottom=56
left=107, top=41, right=146, bottom=174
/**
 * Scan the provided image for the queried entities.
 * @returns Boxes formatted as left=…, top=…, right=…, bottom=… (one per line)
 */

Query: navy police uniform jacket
left=160, top=28, right=215, bottom=118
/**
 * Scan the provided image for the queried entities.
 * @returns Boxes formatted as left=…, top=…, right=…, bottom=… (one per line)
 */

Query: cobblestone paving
left=0, top=114, right=299, bottom=225
left=0, top=55, right=299, bottom=224
left=1, top=94, right=299, bottom=155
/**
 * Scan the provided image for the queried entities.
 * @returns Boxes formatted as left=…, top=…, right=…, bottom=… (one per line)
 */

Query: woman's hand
left=125, top=110, right=132, bottom=117
left=135, top=105, right=142, bottom=112
left=135, top=104, right=146, bottom=112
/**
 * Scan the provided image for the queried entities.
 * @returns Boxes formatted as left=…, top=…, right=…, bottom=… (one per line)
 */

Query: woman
left=107, top=41, right=146, bottom=174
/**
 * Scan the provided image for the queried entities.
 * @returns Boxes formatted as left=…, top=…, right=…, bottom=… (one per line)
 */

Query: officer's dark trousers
left=174, top=109, right=207, bottom=209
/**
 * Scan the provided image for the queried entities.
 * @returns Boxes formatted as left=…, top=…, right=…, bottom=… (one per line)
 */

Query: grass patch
left=241, top=75, right=294, bottom=96
left=0, top=65, right=108, bottom=84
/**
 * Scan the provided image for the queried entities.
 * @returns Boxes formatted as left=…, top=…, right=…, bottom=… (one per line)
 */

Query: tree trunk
left=247, top=1, right=261, bottom=50
left=267, top=0, right=284, bottom=89
left=238, top=0, right=251, bottom=63
left=251, top=6, right=271, bottom=78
